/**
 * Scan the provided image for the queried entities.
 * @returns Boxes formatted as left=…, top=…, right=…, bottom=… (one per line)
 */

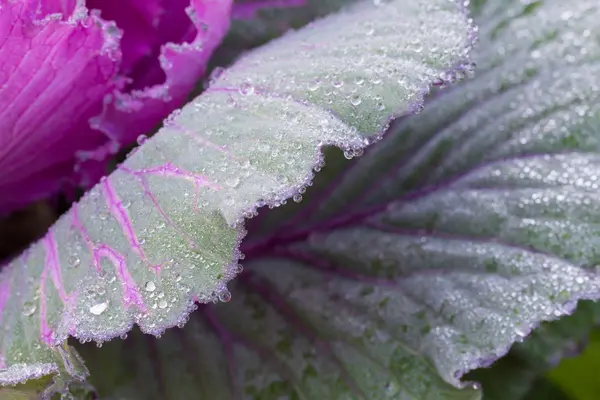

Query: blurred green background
left=548, top=329, right=600, bottom=400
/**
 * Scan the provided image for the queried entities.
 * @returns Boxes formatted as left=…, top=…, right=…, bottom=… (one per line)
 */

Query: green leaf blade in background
left=467, top=300, right=600, bottom=400
left=546, top=328, right=600, bottom=400
left=0, top=0, right=473, bottom=389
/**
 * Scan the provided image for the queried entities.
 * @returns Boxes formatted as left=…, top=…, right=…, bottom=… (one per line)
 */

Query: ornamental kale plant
left=1, top=0, right=600, bottom=398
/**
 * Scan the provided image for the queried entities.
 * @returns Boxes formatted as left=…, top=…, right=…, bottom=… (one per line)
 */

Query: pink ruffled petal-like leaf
left=85, top=0, right=164, bottom=77
left=78, top=0, right=233, bottom=186
left=0, top=0, right=121, bottom=215
left=0, top=0, right=232, bottom=215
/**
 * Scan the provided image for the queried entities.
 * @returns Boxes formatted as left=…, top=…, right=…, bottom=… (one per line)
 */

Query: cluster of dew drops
left=55, top=1, right=479, bottom=352
left=77, top=276, right=235, bottom=349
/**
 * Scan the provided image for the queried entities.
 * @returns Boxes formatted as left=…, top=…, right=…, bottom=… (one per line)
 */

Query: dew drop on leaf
left=239, top=82, right=255, bottom=95
left=384, top=381, right=400, bottom=397
left=22, top=302, right=36, bottom=317
left=144, top=281, right=156, bottom=292
left=226, top=177, right=240, bottom=188
left=218, top=289, right=232, bottom=303
left=136, top=134, right=147, bottom=145
left=209, top=66, right=225, bottom=84
left=89, top=301, right=109, bottom=316
left=68, top=256, right=80, bottom=268
left=308, top=78, right=321, bottom=91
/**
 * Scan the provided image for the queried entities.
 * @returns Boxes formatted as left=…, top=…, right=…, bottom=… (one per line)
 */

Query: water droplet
left=158, top=299, right=168, bottom=309
left=350, top=95, right=362, bottom=106
left=293, top=194, right=303, bottom=203
left=239, top=82, right=255, bottom=95
left=226, top=96, right=236, bottom=107
left=145, top=281, right=156, bottom=292
left=384, top=381, right=399, bottom=396
left=353, top=55, right=365, bottom=66
left=226, top=177, right=240, bottom=188
left=89, top=301, right=109, bottom=316
left=136, top=135, right=148, bottom=145
left=218, top=290, right=232, bottom=303
left=308, top=78, right=321, bottom=91
left=68, top=256, right=80, bottom=268
left=209, top=66, right=225, bottom=84
left=22, top=302, right=36, bottom=317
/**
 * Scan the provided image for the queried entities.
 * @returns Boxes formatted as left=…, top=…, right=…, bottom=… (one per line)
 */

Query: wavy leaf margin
left=0, top=0, right=475, bottom=386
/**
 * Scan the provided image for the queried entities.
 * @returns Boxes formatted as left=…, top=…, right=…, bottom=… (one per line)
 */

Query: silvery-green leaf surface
left=73, top=0, right=600, bottom=398
left=467, top=300, right=600, bottom=399
left=245, top=0, right=600, bottom=392
left=0, top=0, right=472, bottom=388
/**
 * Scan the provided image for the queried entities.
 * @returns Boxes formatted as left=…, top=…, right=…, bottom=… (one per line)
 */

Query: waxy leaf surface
left=0, top=0, right=472, bottom=387
left=77, top=0, right=600, bottom=398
